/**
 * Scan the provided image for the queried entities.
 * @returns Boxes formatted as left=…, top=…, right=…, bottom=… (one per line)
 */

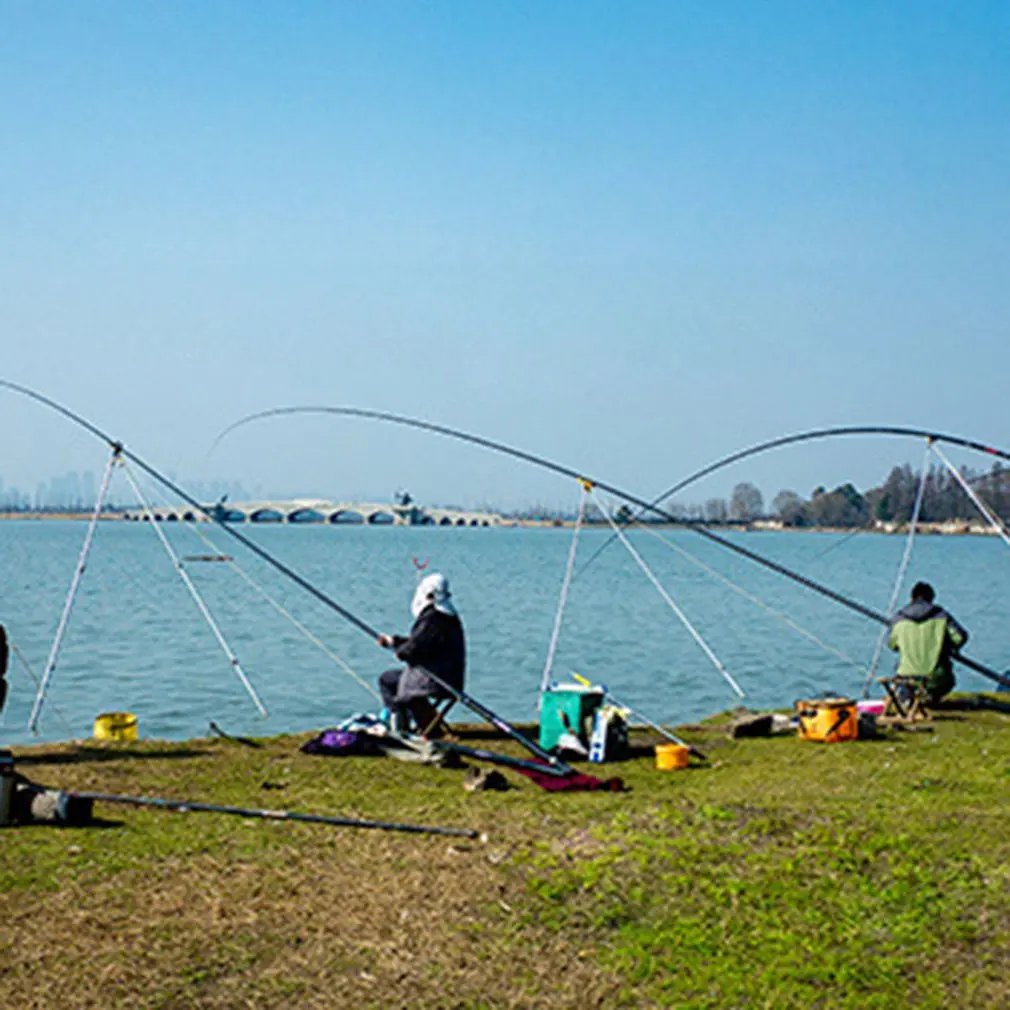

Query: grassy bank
left=2, top=705, right=1009, bottom=1009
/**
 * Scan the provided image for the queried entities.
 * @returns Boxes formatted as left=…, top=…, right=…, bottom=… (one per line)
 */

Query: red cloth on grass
left=512, top=763, right=626, bottom=792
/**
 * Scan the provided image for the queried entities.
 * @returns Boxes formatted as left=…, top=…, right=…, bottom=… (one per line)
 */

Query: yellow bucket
left=655, top=742, right=690, bottom=771
left=93, top=711, right=138, bottom=742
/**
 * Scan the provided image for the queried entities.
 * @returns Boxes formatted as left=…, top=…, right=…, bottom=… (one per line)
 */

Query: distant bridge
left=122, top=500, right=505, bottom=527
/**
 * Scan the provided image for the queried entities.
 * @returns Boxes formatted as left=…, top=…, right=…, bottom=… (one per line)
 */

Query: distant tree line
left=397, top=462, right=1010, bottom=528
left=604, top=463, right=1009, bottom=530
left=761, top=462, right=1009, bottom=528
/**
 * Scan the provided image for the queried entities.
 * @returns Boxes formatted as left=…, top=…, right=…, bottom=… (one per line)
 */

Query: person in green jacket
left=888, top=582, right=968, bottom=705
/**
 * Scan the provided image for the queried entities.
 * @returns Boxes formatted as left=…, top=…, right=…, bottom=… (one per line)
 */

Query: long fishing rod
left=70, top=791, right=478, bottom=838
left=210, top=406, right=1010, bottom=690
left=576, top=426, right=1010, bottom=579
left=0, top=379, right=570, bottom=770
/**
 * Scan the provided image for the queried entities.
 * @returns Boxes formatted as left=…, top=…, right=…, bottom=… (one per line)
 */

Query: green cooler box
left=539, top=684, right=605, bottom=751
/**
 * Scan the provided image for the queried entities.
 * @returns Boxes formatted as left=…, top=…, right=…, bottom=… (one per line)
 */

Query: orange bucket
left=796, top=698, right=858, bottom=743
left=655, top=742, right=690, bottom=771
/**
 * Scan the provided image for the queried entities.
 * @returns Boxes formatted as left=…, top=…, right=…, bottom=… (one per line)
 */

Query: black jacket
left=393, top=606, right=466, bottom=696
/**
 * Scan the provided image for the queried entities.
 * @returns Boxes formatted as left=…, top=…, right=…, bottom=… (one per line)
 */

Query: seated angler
left=888, top=581, right=968, bottom=707
left=376, top=573, right=466, bottom=736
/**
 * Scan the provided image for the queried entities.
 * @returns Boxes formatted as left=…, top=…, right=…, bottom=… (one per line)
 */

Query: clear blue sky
left=1, top=2, right=1007, bottom=508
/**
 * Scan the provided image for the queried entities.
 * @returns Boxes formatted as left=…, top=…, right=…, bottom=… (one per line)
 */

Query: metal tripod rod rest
left=121, top=463, right=268, bottom=718
left=539, top=482, right=589, bottom=699
left=28, top=448, right=118, bottom=733
left=592, top=488, right=745, bottom=700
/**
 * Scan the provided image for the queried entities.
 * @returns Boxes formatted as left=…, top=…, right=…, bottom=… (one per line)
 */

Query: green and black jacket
left=887, top=599, right=968, bottom=694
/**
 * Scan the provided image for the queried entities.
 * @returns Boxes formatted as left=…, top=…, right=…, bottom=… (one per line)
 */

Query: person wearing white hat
left=377, top=573, right=466, bottom=735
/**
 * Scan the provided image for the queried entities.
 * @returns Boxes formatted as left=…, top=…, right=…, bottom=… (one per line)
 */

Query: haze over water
left=1, top=521, right=1007, bottom=747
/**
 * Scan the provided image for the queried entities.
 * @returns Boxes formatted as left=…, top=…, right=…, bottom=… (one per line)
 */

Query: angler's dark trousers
left=379, top=668, right=405, bottom=713
left=379, top=668, right=442, bottom=734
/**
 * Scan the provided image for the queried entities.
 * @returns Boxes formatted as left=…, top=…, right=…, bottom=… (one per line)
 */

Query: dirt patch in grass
left=4, top=841, right=621, bottom=1009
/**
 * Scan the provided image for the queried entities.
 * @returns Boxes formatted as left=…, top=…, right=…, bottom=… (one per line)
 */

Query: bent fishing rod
left=576, top=425, right=1010, bottom=580
left=0, top=379, right=572, bottom=772
left=210, top=405, right=1010, bottom=690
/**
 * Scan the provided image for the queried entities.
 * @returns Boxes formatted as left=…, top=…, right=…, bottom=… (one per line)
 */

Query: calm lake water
left=1, top=520, right=1007, bottom=745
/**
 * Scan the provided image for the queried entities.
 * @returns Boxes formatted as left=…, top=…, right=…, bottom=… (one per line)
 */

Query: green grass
left=2, top=702, right=1010, bottom=1008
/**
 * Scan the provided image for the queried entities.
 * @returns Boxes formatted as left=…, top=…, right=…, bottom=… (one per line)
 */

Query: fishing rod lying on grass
left=70, top=791, right=479, bottom=838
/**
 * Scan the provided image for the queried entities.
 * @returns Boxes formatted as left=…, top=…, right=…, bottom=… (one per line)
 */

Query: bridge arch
left=249, top=508, right=284, bottom=523
left=329, top=510, right=364, bottom=525
left=438, top=516, right=453, bottom=526
left=288, top=508, right=325, bottom=524
left=366, top=511, right=395, bottom=525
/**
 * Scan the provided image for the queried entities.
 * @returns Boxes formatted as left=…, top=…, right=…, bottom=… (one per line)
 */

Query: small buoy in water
left=93, top=711, right=138, bottom=742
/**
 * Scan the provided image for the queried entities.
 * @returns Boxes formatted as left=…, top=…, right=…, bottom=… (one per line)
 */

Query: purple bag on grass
left=301, top=729, right=383, bottom=756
